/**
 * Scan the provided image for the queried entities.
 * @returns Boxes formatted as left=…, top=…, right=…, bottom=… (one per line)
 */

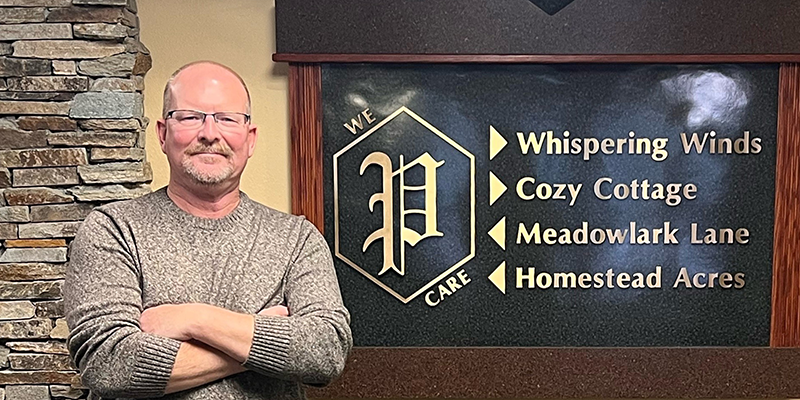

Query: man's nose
left=197, top=114, right=222, bottom=142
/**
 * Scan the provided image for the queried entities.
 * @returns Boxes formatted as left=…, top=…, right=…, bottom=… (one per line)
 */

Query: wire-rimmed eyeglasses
left=165, top=109, right=251, bottom=131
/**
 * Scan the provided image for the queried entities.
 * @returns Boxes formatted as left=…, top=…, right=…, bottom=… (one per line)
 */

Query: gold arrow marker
left=489, top=262, right=506, bottom=294
left=489, top=125, right=507, bottom=160
left=489, top=171, right=507, bottom=206
left=488, top=217, right=506, bottom=250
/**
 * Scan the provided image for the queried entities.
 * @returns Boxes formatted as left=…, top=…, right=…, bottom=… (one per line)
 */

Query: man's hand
left=140, top=304, right=199, bottom=341
left=258, top=305, right=289, bottom=317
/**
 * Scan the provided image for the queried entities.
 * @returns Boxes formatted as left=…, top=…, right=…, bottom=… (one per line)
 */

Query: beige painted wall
left=138, top=0, right=290, bottom=212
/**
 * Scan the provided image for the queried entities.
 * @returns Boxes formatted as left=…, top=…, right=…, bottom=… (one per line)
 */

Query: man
left=64, top=61, right=352, bottom=399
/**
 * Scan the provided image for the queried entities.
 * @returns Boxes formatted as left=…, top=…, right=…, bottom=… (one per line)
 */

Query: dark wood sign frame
left=278, top=52, right=800, bottom=397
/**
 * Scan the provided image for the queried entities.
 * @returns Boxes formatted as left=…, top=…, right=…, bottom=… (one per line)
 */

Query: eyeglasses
left=165, top=110, right=251, bottom=131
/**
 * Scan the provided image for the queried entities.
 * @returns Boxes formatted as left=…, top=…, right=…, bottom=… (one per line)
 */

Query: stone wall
left=0, top=1, right=151, bottom=399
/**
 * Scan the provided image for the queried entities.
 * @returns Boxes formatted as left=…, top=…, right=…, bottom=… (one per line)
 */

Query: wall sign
left=323, top=64, right=778, bottom=347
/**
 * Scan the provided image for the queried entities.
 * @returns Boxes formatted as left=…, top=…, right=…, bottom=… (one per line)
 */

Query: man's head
left=156, top=61, right=257, bottom=192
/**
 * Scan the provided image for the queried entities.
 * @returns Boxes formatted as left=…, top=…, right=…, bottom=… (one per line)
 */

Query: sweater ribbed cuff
left=243, top=315, right=292, bottom=376
left=130, top=334, right=182, bottom=396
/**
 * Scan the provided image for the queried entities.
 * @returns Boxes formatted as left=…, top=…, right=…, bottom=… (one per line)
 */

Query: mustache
left=184, top=143, right=233, bottom=157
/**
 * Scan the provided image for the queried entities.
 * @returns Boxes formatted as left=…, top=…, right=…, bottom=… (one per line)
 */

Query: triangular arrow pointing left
left=489, top=262, right=506, bottom=294
left=488, top=217, right=506, bottom=250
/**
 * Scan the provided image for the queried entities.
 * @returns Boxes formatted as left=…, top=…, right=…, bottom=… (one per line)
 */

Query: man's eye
left=180, top=115, right=201, bottom=121
left=217, top=114, right=236, bottom=123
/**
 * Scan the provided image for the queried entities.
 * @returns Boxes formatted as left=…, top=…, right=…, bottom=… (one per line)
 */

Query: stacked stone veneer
left=0, top=1, right=151, bottom=399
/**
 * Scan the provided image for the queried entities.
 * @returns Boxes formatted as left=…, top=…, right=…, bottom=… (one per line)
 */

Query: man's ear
left=156, top=119, right=168, bottom=154
left=246, top=124, right=258, bottom=158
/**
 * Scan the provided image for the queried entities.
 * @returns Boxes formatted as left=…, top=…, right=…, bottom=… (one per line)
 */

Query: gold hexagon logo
left=333, top=107, right=475, bottom=303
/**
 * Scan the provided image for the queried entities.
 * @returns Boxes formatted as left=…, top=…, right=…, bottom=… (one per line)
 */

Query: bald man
left=64, top=62, right=352, bottom=400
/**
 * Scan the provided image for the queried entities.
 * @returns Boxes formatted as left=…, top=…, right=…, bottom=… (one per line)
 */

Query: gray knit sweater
left=64, top=188, right=352, bottom=400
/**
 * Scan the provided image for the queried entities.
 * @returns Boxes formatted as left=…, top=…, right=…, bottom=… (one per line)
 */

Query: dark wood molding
left=275, top=53, right=800, bottom=64
left=289, top=63, right=324, bottom=232
left=308, top=348, right=800, bottom=398
left=771, top=63, right=800, bottom=347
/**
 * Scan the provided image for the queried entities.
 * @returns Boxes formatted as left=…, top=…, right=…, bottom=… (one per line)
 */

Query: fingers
left=258, top=305, right=289, bottom=317
left=139, top=309, right=156, bottom=333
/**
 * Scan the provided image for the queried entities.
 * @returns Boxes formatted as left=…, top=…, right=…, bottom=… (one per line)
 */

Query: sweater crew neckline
left=154, top=187, right=255, bottom=230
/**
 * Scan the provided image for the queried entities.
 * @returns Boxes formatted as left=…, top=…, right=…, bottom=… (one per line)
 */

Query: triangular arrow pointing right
left=489, top=262, right=506, bottom=294
left=489, top=171, right=507, bottom=206
left=489, top=125, right=507, bottom=161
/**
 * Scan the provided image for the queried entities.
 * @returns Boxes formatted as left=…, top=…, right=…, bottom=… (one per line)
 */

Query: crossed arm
left=142, top=304, right=288, bottom=394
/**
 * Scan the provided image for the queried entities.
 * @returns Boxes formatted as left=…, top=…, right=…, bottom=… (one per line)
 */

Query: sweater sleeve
left=242, top=219, right=353, bottom=385
left=64, top=210, right=182, bottom=398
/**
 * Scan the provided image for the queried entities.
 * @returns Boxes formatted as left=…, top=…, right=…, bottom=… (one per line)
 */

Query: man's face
left=156, top=65, right=257, bottom=188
